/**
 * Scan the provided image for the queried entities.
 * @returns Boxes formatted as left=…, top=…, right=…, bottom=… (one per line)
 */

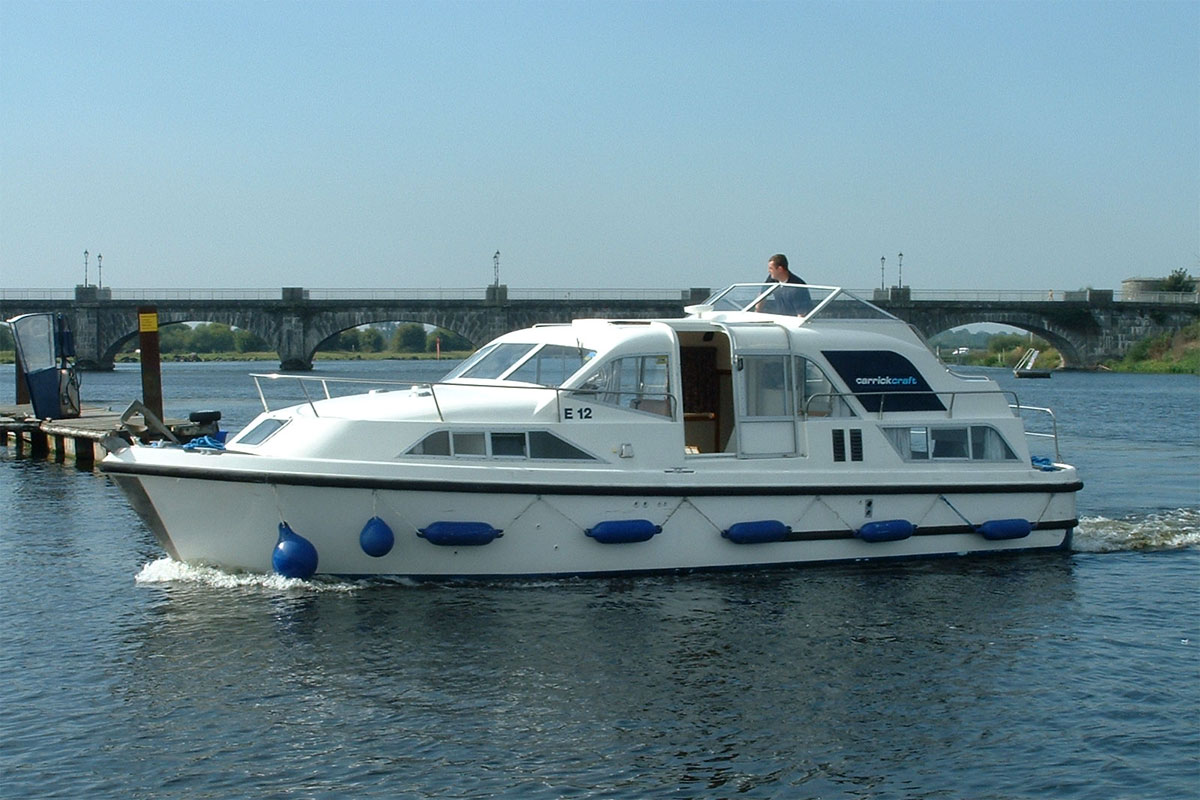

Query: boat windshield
left=700, top=284, right=897, bottom=322
left=442, top=341, right=597, bottom=387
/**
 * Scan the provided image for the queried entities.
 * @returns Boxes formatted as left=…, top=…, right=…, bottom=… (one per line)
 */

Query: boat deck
left=0, top=404, right=205, bottom=465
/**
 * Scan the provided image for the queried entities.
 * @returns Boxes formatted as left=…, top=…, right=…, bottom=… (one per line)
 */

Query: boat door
left=7, top=313, right=81, bottom=419
left=724, top=322, right=797, bottom=457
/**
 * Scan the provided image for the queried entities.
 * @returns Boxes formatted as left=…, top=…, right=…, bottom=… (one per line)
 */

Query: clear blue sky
left=2, top=0, right=1196, bottom=292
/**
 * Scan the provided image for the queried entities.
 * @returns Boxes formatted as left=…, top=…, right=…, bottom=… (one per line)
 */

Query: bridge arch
left=920, top=310, right=1084, bottom=367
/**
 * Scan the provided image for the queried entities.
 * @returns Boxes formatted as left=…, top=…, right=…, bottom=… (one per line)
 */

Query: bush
left=392, top=324, right=427, bottom=353
left=1160, top=269, right=1196, bottom=293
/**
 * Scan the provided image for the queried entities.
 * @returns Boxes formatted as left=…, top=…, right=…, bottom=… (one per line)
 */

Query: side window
left=741, top=356, right=791, bottom=417
left=405, top=429, right=596, bottom=460
left=507, top=345, right=596, bottom=387
left=490, top=432, right=527, bottom=457
left=452, top=432, right=486, bottom=455
left=794, top=357, right=855, bottom=417
left=577, top=355, right=671, bottom=415
left=409, top=430, right=450, bottom=455
left=451, top=343, right=536, bottom=380
left=970, top=426, right=1017, bottom=460
left=930, top=427, right=969, bottom=459
left=236, top=418, right=288, bottom=446
left=884, top=426, right=1017, bottom=461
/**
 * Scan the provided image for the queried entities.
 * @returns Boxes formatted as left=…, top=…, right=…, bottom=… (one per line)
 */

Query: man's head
left=767, top=253, right=790, bottom=281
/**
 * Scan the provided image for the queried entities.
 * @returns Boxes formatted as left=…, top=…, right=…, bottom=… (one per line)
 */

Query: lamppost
left=97, top=253, right=103, bottom=290
left=898, top=252, right=903, bottom=288
left=84, top=250, right=89, bottom=286
left=880, top=256, right=885, bottom=290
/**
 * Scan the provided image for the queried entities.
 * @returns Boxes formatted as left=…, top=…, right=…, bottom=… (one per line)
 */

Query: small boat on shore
left=1014, top=348, right=1052, bottom=378
left=101, top=283, right=1081, bottom=579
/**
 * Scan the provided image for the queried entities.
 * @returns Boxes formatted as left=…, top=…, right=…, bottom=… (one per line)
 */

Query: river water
left=1, top=361, right=1197, bottom=799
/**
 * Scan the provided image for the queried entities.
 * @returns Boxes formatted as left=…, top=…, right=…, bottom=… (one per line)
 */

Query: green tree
left=1, top=323, right=16, bottom=351
left=190, top=323, right=235, bottom=353
left=157, top=323, right=192, bottom=353
left=987, top=333, right=1027, bottom=354
left=426, top=327, right=473, bottom=352
left=1160, top=269, right=1196, bottom=293
left=233, top=328, right=269, bottom=353
left=392, top=323, right=427, bottom=353
left=359, top=327, right=385, bottom=352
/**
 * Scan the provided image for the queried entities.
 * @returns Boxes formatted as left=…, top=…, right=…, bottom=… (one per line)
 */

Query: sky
left=1, top=0, right=1196, bottom=293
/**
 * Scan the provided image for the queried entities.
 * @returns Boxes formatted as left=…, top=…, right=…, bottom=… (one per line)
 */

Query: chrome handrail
left=1009, top=404, right=1061, bottom=462
left=249, top=374, right=677, bottom=423
left=803, top=388, right=1020, bottom=418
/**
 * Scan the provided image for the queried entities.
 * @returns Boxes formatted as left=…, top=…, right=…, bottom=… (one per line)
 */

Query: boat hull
left=106, top=460, right=1079, bottom=578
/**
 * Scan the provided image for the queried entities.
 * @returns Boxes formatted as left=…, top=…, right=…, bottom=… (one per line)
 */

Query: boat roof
left=448, top=284, right=927, bottom=387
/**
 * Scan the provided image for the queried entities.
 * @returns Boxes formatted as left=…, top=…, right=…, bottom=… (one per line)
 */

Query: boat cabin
left=390, top=284, right=1027, bottom=466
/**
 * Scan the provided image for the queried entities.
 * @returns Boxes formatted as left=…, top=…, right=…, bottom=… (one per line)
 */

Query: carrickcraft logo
left=854, top=375, right=919, bottom=386
left=821, top=349, right=947, bottom=412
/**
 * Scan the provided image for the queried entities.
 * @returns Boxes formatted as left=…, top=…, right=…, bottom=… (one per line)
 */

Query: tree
left=0, top=324, right=13, bottom=350
left=392, top=323, right=427, bottom=353
left=358, top=327, right=385, bottom=353
left=1160, top=269, right=1196, bottom=293
left=157, top=323, right=192, bottom=353
left=426, top=327, right=473, bottom=352
left=233, top=328, right=269, bottom=353
left=190, top=323, right=235, bottom=353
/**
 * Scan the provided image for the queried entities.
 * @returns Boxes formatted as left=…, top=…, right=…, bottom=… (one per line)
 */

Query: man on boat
left=758, top=253, right=813, bottom=315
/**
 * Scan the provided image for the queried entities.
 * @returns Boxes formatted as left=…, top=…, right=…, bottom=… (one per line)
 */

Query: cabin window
left=884, top=425, right=1017, bottom=461
left=794, top=357, right=855, bottom=417
left=445, top=342, right=537, bottom=380
left=490, top=432, right=527, bottom=457
left=236, top=418, right=287, bottom=446
left=452, top=432, right=486, bottom=456
left=577, top=354, right=672, bottom=416
left=971, top=426, right=1017, bottom=460
left=410, top=430, right=450, bottom=455
left=528, top=431, right=593, bottom=460
left=405, top=429, right=596, bottom=460
left=741, top=356, right=792, bottom=417
left=506, top=344, right=596, bottom=387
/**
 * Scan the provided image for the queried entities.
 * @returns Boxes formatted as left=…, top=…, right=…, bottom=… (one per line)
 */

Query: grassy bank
left=1104, top=321, right=1200, bottom=374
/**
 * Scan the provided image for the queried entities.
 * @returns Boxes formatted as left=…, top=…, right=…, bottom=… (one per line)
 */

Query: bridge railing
left=1, top=287, right=1195, bottom=304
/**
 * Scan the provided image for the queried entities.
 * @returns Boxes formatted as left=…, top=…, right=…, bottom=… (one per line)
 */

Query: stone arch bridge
left=1, top=285, right=1195, bottom=371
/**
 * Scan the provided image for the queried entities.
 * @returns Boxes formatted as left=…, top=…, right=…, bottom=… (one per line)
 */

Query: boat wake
left=1073, top=508, right=1200, bottom=553
left=134, top=557, right=364, bottom=592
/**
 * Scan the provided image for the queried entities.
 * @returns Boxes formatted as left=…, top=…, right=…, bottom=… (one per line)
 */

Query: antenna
left=493, top=251, right=500, bottom=286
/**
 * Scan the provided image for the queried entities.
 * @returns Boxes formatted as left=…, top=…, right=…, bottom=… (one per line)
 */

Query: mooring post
left=137, top=306, right=164, bottom=422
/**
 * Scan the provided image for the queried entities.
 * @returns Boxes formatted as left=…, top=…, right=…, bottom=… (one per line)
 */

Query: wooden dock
left=0, top=404, right=212, bottom=466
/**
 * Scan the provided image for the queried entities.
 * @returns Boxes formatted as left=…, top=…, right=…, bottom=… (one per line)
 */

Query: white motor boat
left=101, top=284, right=1081, bottom=579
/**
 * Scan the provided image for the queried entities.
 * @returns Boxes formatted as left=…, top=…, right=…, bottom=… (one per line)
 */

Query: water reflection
left=113, top=555, right=1082, bottom=796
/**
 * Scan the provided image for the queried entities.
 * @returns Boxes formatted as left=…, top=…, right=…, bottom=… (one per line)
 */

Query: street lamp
left=97, top=253, right=103, bottom=290
left=84, top=250, right=89, bottom=286
left=898, top=252, right=903, bottom=288
left=880, top=256, right=886, bottom=290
